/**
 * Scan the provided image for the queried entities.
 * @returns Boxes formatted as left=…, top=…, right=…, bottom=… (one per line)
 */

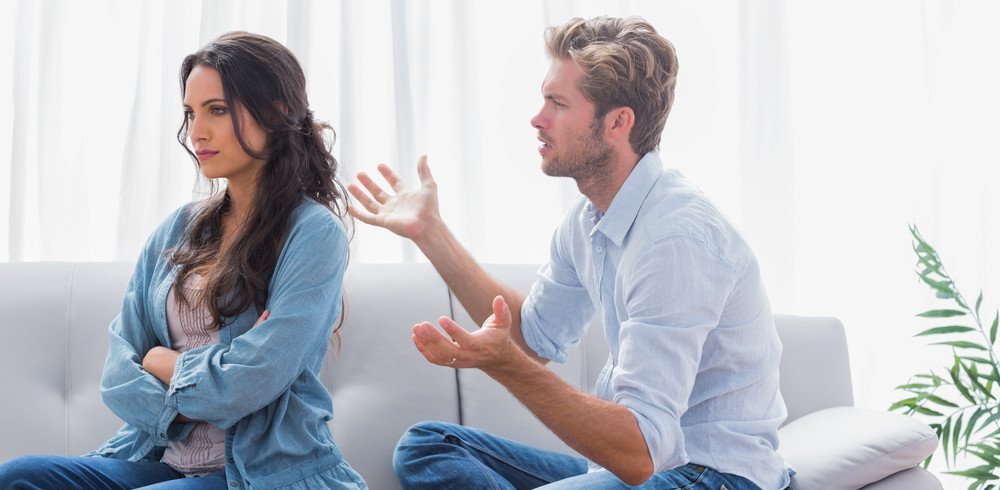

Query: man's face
left=531, top=58, right=614, bottom=180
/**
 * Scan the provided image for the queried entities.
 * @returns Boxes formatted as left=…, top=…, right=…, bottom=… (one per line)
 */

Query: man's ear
left=606, top=106, right=635, bottom=142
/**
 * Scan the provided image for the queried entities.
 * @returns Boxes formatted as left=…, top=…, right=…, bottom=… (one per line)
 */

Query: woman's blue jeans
left=393, top=421, right=761, bottom=489
left=0, top=455, right=226, bottom=489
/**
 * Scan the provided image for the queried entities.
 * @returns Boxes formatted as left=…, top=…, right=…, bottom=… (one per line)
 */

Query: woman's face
left=183, top=65, right=268, bottom=187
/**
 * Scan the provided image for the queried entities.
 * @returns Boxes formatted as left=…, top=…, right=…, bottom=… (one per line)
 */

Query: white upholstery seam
left=824, top=431, right=938, bottom=487
left=446, top=286, right=464, bottom=426
left=65, top=263, right=77, bottom=455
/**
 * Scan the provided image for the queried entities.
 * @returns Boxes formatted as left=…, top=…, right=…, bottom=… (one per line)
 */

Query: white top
left=160, top=273, right=225, bottom=476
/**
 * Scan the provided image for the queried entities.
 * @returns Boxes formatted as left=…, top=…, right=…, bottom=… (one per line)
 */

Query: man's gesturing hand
left=348, top=155, right=441, bottom=241
left=411, top=295, right=519, bottom=371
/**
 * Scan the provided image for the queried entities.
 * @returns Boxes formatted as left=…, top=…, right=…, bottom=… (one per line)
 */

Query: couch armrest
left=778, top=406, right=938, bottom=490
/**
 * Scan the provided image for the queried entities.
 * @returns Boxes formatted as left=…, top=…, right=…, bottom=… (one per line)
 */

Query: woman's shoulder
left=286, top=198, right=348, bottom=245
left=146, top=202, right=200, bottom=245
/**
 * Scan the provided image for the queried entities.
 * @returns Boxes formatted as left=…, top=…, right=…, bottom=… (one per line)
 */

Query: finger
left=412, top=333, right=451, bottom=366
left=347, top=205, right=380, bottom=226
left=377, top=164, right=406, bottom=193
left=412, top=322, right=460, bottom=363
left=438, top=316, right=474, bottom=345
left=356, top=171, right=392, bottom=204
left=347, top=183, right=381, bottom=215
left=416, top=155, right=436, bottom=188
left=253, top=309, right=270, bottom=327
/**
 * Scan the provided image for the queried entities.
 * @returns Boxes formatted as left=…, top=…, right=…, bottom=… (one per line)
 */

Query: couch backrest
left=0, top=261, right=855, bottom=490
left=773, top=314, right=854, bottom=425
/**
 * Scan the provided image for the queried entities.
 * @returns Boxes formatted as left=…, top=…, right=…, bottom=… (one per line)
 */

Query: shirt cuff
left=616, top=393, right=688, bottom=472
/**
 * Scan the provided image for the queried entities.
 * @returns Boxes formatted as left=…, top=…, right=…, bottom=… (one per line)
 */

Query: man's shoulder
left=633, top=171, right=753, bottom=266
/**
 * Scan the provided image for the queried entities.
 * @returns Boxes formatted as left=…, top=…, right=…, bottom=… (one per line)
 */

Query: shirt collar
left=588, top=152, right=662, bottom=246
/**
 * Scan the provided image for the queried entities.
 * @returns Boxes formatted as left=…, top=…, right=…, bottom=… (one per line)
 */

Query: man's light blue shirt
left=521, top=152, right=791, bottom=489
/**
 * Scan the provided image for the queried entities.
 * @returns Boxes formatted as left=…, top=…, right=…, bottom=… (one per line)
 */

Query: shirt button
left=159, top=433, right=166, bottom=439
left=229, top=457, right=235, bottom=463
left=595, top=245, right=604, bottom=253
left=230, top=482, right=238, bottom=487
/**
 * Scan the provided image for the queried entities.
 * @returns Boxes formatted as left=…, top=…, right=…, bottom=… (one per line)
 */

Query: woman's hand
left=142, top=346, right=180, bottom=385
left=348, top=155, right=443, bottom=241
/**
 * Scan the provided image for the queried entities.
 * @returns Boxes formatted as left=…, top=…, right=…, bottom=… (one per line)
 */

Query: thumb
left=488, top=295, right=511, bottom=329
left=416, top=155, right=436, bottom=187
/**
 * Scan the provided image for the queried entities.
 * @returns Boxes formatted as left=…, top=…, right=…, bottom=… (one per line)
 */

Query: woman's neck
left=221, top=181, right=256, bottom=244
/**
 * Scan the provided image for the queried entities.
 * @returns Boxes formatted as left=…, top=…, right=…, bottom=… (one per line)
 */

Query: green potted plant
left=891, top=225, right=1000, bottom=489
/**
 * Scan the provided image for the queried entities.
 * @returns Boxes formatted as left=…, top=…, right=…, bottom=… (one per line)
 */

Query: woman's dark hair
left=173, top=31, right=348, bottom=330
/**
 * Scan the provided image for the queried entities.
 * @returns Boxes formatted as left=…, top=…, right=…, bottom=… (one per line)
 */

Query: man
left=349, top=16, right=791, bottom=490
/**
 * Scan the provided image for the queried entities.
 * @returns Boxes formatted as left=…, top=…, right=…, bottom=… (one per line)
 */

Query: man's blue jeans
left=0, top=455, right=226, bottom=489
left=393, top=421, right=761, bottom=489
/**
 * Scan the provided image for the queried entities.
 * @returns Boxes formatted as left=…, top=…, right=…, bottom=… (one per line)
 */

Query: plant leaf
left=934, top=341, right=988, bottom=351
left=895, top=383, right=934, bottom=391
left=924, top=393, right=960, bottom=408
left=889, top=397, right=918, bottom=411
left=976, top=291, right=984, bottom=316
left=954, top=413, right=964, bottom=466
left=963, top=361, right=994, bottom=400
left=966, top=408, right=989, bottom=447
left=942, top=417, right=953, bottom=465
left=976, top=412, right=1000, bottom=434
left=920, top=275, right=956, bottom=299
left=913, top=405, right=945, bottom=417
left=917, top=325, right=976, bottom=336
left=919, top=309, right=968, bottom=318
left=953, top=361, right=977, bottom=404
left=946, top=468, right=998, bottom=480
left=991, top=312, right=999, bottom=345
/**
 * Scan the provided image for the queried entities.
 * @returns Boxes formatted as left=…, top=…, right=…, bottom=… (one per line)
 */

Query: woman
left=0, top=32, right=365, bottom=489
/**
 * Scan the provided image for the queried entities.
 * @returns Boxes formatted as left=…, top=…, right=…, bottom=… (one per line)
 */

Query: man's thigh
left=536, top=463, right=758, bottom=490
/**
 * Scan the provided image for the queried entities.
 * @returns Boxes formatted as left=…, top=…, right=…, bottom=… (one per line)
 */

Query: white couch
left=0, top=262, right=942, bottom=489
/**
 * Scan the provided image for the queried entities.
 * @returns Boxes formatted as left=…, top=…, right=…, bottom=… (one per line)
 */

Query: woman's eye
left=183, top=111, right=194, bottom=121
left=210, top=106, right=227, bottom=116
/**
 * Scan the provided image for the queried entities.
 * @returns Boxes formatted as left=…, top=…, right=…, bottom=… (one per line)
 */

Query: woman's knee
left=0, top=455, right=62, bottom=488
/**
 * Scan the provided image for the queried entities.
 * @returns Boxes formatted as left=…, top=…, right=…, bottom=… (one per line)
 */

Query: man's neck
left=577, top=151, right=642, bottom=214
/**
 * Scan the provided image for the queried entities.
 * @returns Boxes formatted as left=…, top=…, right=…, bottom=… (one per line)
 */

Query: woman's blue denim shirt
left=86, top=199, right=366, bottom=489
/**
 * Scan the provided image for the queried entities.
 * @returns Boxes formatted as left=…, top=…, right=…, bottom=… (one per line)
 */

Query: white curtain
left=3, top=0, right=999, bottom=480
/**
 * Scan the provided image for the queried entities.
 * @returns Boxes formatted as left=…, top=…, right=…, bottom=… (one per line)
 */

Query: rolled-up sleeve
left=166, top=217, right=348, bottom=429
left=520, top=226, right=595, bottom=363
left=611, top=235, right=738, bottom=472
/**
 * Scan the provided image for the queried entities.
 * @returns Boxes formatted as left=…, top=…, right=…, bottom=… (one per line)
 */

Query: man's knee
left=394, top=420, right=456, bottom=466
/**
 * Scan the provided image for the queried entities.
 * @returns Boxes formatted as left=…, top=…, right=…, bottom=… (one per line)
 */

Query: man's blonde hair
left=545, top=16, right=678, bottom=156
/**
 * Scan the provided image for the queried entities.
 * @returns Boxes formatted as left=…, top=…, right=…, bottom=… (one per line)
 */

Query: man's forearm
left=482, top=347, right=655, bottom=485
left=414, top=220, right=542, bottom=361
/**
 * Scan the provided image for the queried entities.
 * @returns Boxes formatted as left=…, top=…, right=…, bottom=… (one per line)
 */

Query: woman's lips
left=196, top=150, right=219, bottom=160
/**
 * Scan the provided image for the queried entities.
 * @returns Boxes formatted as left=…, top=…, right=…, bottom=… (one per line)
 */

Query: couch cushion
left=68, top=262, right=136, bottom=455
left=327, top=263, right=461, bottom=490
left=0, top=262, right=76, bottom=459
left=778, top=406, right=938, bottom=490
left=860, top=466, right=942, bottom=490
